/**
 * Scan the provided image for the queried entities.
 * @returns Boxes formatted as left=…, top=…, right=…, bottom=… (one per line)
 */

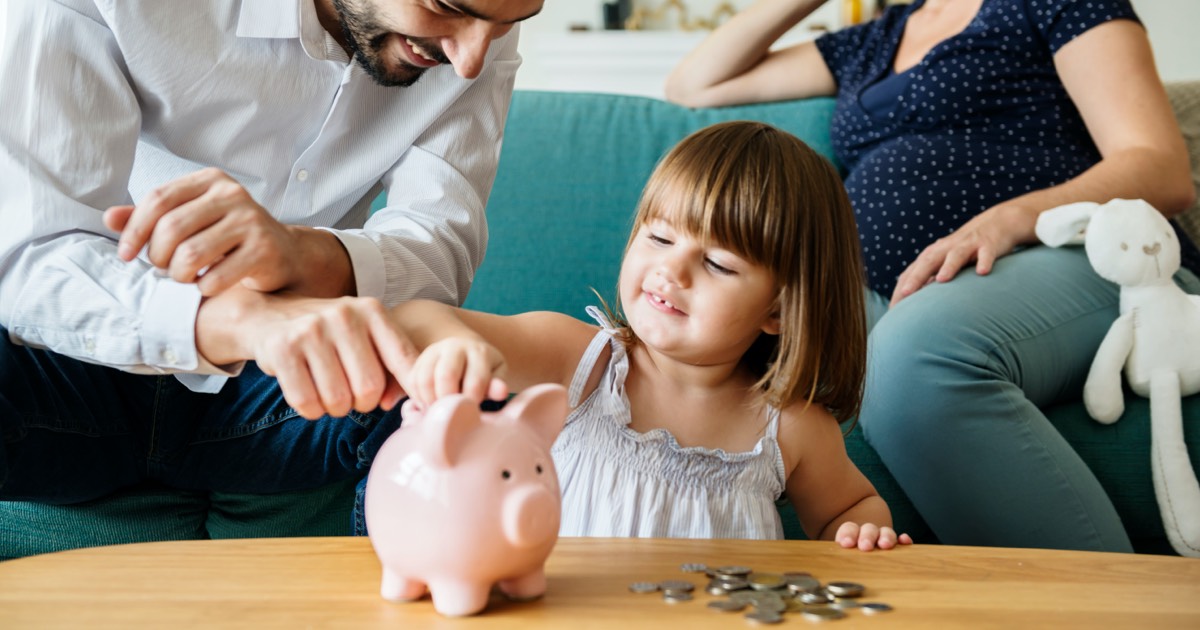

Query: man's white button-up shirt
left=0, top=0, right=520, bottom=392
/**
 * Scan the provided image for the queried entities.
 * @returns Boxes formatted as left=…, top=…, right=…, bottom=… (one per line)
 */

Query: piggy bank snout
left=501, top=484, right=560, bottom=548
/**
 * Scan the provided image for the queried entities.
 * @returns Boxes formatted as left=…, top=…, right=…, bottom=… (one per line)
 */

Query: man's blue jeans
left=0, top=331, right=402, bottom=507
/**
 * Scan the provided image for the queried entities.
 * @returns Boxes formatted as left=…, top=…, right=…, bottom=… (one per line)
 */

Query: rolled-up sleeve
left=0, top=0, right=237, bottom=382
left=338, top=31, right=521, bottom=307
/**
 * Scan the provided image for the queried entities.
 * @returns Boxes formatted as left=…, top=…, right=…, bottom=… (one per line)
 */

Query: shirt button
left=163, top=348, right=179, bottom=364
left=84, top=338, right=96, bottom=353
left=296, top=169, right=309, bottom=182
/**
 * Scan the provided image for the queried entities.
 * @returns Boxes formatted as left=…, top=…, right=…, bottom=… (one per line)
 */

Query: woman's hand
left=890, top=203, right=1038, bottom=305
left=834, top=522, right=913, bottom=551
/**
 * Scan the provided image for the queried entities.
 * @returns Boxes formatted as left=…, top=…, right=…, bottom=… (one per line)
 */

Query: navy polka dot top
left=816, top=0, right=1199, bottom=295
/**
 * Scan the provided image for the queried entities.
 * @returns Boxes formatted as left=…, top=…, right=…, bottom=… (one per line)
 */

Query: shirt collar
left=236, top=0, right=302, bottom=39
left=237, top=0, right=338, bottom=61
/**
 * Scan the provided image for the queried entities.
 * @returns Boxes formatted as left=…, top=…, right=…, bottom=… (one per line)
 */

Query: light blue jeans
left=859, top=245, right=1200, bottom=552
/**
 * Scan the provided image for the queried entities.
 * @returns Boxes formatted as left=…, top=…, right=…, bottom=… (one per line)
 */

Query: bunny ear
left=1036, top=202, right=1100, bottom=247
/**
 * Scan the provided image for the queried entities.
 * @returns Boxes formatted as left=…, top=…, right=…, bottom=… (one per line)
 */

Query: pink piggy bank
left=364, top=384, right=567, bottom=617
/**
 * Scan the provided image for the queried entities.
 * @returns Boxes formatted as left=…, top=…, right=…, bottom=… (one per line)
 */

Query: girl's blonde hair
left=613, top=121, right=867, bottom=422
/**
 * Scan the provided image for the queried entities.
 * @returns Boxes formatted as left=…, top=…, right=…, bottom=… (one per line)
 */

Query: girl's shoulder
left=506, top=310, right=602, bottom=335
left=466, top=310, right=605, bottom=391
left=774, top=399, right=847, bottom=476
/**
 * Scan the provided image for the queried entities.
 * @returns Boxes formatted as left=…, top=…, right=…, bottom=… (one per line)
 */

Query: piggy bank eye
left=501, top=470, right=511, bottom=480
left=536, top=464, right=544, bottom=474
left=1120, top=242, right=1128, bottom=251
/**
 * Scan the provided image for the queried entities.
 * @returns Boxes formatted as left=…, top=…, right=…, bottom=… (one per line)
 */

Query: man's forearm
left=194, top=286, right=274, bottom=366
left=284, top=226, right=357, bottom=298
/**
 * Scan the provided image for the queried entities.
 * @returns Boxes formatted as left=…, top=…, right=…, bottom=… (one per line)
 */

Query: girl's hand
left=404, top=337, right=509, bottom=409
left=890, top=204, right=1037, bottom=306
left=834, top=522, right=913, bottom=551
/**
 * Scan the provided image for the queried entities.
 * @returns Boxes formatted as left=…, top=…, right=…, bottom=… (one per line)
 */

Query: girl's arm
left=390, top=300, right=597, bottom=407
left=891, top=19, right=1195, bottom=304
left=779, top=405, right=911, bottom=550
left=664, top=0, right=836, bottom=108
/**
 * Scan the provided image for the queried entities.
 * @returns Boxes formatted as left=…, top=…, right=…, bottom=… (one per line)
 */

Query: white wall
left=1132, top=0, right=1200, bottom=82
left=515, top=1, right=839, bottom=94
left=517, top=0, right=1200, bottom=92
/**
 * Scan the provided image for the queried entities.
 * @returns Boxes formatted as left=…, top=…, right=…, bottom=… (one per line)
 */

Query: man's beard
left=331, top=0, right=450, bottom=87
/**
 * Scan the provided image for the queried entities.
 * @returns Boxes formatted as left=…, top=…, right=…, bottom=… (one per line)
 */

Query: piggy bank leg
left=498, top=568, right=547, bottom=602
left=380, top=569, right=427, bottom=602
left=427, top=580, right=492, bottom=617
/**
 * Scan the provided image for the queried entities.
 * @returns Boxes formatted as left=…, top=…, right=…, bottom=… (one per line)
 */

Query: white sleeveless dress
left=551, top=307, right=788, bottom=539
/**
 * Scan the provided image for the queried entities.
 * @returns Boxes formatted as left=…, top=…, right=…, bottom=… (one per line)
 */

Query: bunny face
left=1083, top=200, right=1182, bottom=287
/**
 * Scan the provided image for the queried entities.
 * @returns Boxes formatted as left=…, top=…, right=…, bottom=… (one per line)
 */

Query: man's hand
left=103, top=168, right=316, bottom=297
left=199, top=290, right=419, bottom=419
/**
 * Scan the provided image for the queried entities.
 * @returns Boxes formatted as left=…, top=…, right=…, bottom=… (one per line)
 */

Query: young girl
left=392, top=121, right=911, bottom=550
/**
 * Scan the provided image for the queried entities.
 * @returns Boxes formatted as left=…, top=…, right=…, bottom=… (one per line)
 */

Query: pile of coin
left=628, top=562, right=893, bottom=624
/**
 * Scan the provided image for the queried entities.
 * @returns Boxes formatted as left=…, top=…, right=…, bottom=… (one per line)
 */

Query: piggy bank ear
left=420, top=395, right=481, bottom=468
left=1036, top=202, right=1098, bottom=247
left=399, top=398, right=426, bottom=425
left=500, top=384, right=568, bottom=450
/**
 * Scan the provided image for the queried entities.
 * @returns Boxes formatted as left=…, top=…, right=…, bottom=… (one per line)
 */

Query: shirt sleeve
left=1026, top=0, right=1141, bottom=54
left=0, top=0, right=239, bottom=381
left=815, top=20, right=877, bottom=88
left=333, top=30, right=522, bottom=308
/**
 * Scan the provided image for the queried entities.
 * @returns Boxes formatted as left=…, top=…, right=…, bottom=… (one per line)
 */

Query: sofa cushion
left=0, top=477, right=359, bottom=560
left=465, top=90, right=841, bottom=318
left=1166, top=81, right=1200, bottom=245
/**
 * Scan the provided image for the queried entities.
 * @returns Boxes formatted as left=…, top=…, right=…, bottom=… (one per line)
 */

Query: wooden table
left=1, top=537, right=1198, bottom=628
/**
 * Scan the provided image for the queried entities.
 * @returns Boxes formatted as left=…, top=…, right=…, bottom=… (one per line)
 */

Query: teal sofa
left=3, top=89, right=1198, bottom=559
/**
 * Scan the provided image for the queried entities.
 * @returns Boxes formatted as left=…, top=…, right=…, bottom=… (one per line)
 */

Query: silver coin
left=680, top=562, right=708, bottom=573
left=831, top=598, right=862, bottom=610
left=706, top=581, right=731, bottom=596
left=753, top=598, right=787, bottom=614
left=825, top=581, right=865, bottom=598
left=781, top=571, right=813, bottom=579
left=798, top=590, right=834, bottom=605
left=747, top=573, right=787, bottom=591
left=663, top=590, right=693, bottom=603
left=785, top=576, right=821, bottom=594
left=744, top=611, right=785, bottom=625
left=707, top=599, right=747, bottom=612
left=861, top=602, right=893, bottom=615
left=717, top=576, right=751, bottom=591
left=715, top=565, right=754, bottom=577
left=730, top=590, right=759, bottom=605
left=801, top=607, right=847, bottom=621
left=628, top=581, right=660, bottom=594
left=743, top=591, right=782, bottom=604
left=658, top=579, right=695, bottom=593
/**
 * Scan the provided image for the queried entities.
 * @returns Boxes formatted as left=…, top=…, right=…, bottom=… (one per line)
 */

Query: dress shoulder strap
left=766, top=405, right=782, bottom=438
left=566, top=306, right=621, bottom=408
left=584, top=305, right=617, bottom=330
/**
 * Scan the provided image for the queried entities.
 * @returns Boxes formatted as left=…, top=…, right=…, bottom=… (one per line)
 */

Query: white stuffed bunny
left=1037, top=198, right=1200, bottom=557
